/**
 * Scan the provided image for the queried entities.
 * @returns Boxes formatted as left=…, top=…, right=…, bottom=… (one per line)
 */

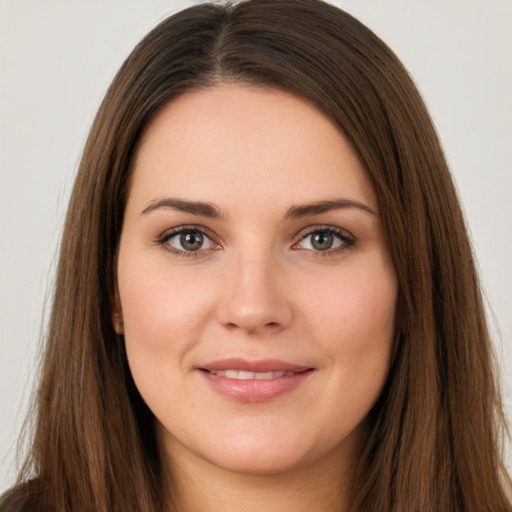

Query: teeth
left=208, top=370, right=293, bottom=379
left=255, top=371, right=280, bottom=379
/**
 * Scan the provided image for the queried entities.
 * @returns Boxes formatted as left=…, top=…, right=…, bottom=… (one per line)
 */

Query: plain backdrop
left=1, top=0, right=511, bottom=492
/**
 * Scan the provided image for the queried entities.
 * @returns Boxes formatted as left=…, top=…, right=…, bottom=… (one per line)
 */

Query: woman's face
left=116, top=84, right=397, bottom=476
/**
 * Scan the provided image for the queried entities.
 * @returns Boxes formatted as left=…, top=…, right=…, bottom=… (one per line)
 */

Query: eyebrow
left=141, top=197, right=376, bottom=219
left=284, top=199, right=377, bottom=218
left=141, top=198, right=226, bottom=219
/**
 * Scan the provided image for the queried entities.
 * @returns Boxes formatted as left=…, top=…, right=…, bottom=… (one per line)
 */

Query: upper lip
left=198, top=358, right=312, bottom=373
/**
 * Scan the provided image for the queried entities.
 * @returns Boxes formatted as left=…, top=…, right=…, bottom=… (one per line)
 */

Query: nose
left=216, top=250, right=293, bottom=335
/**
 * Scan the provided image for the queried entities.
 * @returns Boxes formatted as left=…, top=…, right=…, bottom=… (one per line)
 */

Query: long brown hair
left=2, top=1, right=510, bottom=511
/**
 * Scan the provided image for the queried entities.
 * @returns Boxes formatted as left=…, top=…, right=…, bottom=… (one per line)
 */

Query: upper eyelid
left=295, top=224, right=354, bottom=241
left=158, top=224, right=218, bottom=242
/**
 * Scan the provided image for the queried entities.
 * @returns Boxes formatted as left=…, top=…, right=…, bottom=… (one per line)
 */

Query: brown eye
left=180, top=231, right=204, bottom=251
left=296, top=227, right=354, bottom=255
left=162, top=228, right=217, bottom=254
left=311, top=231, right=334, bottom=251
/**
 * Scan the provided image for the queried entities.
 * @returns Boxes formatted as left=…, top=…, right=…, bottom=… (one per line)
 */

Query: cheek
left=117, top=265, right=218, bottom=416
left=318, top=274, right=396, bottom=439
left=116, top=257, right=220, bottom=403
left=119, top=264, right=215, bottom=349
left=302, top=256, right=397, bottom=393
left=308, top=261, right=396, bottom=338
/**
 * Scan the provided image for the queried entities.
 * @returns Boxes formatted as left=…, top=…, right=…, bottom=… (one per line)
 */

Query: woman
left=1, top=0, right=510, bottom=510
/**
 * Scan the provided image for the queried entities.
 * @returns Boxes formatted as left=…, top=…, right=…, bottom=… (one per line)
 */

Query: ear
left=111, top=254, right=124, bottom=335
left=112, top=290, right=124, bottom=335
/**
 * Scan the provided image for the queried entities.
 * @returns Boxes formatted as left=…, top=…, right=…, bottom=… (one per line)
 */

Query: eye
left=158, top=227, right=219, bottom=256
left=295, top=227, right=355, bottom=255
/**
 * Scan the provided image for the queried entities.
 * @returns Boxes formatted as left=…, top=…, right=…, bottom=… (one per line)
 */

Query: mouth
left=202, top=369, right=301, bottom=379
left=197, top=359, right=315, bottom=402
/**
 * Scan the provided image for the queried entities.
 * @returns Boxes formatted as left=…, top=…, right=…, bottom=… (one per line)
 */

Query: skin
left=115, top=83, right=398, bottom=511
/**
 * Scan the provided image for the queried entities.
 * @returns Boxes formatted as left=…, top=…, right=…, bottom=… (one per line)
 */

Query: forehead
left=129, top=83, right=377, bottom=213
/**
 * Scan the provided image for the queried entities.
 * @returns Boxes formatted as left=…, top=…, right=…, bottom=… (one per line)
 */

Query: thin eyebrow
left=141, top=198, right=226, bottom=219
left=284, top=199, right=377, bottom=219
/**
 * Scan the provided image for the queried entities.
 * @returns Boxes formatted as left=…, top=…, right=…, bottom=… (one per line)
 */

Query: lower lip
left=200, top=370, right=313, bottom=403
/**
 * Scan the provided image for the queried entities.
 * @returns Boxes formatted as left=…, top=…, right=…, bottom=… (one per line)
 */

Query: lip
left=197, top=358, right=314, bottom=403
left=199, top=358, right=311, bottom=373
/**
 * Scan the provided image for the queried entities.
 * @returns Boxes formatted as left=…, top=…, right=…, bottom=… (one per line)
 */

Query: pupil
left=181, top=231, right=203, bottom=251
left=312, top=232, right=333, bottom=250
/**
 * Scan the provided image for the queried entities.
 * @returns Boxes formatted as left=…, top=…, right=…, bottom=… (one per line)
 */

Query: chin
left=163, top=422, right=318, bottom=477
left=206, top=445, right=311, bottom=476
left=188, top=425, right=358, bottom=478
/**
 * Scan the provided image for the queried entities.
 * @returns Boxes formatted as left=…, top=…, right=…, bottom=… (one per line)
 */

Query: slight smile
left=198, top=359, right=315, bottom=403
left=205, top=370, right=299, bottom=379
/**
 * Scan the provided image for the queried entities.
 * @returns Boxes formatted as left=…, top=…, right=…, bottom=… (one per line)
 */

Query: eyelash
left=156, top=225, right=220, bottom=259
left=294, top=225, right=356, bottom=257
left=155, top=225, right=356, bottom=258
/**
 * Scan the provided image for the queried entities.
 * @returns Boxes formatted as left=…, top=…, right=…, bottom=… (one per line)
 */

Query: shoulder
left=0, top=480, right=47, bottom=512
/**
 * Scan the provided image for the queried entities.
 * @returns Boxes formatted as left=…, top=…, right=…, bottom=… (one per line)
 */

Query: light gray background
left=1, top=0, right=511, bottom=492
